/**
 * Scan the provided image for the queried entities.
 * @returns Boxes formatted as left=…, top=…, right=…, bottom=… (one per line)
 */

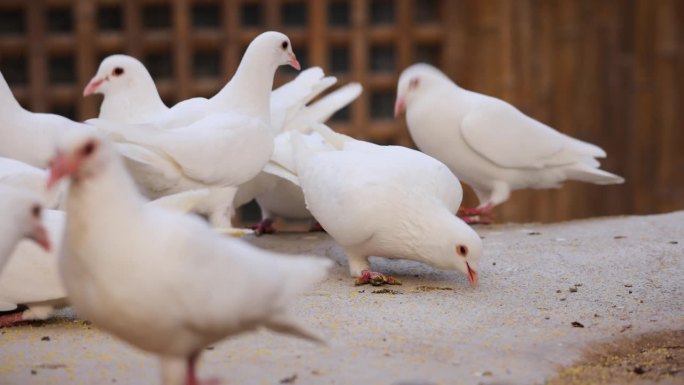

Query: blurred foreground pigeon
left=0, top=185, right=50, bottom=274
left=0, top=190, right=209, bottom=327
left=47, top=132, right=331, bottom=385
left=0, top=72, right=91, bottom=168
left=291, top=125, right=482, bottom=287
left=395, top=64, right=624, bottom=224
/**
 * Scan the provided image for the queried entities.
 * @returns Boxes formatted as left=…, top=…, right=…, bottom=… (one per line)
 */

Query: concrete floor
left=0, top=212, right=682, bottom=385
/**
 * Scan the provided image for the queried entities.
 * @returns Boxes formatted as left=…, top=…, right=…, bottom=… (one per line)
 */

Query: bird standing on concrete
left=48, top=132, right=331, bottom=385
left=395, top=63, right=624, bottom=224
left=291, top=125, right=482, bottom=287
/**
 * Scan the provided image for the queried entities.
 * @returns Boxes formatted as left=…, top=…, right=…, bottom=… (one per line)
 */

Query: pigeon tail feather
left=264, top=310, right=325, bottom=344
left=564, top=163, right=624, bottom=185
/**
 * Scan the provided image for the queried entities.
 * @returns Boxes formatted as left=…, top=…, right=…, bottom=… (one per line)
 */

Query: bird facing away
left=291, top=125, right=482, bottom=287
left=0, top=185, right=50, bottom=273
left=395, top=63, right=624, bottom=224
left=47, top=132, right=331, bottom=385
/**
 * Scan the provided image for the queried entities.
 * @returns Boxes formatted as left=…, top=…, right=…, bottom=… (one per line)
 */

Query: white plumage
left=290, top=125, right=482, bottom=287
left=0, top=71, right=92, bottom=168
left=395, top=63, right=624, bottom=220
left=0, top=185, right=50, bottom=275
left=48, top=132, right=330, bottom=385
left=0, top=157, right=64, bottom=209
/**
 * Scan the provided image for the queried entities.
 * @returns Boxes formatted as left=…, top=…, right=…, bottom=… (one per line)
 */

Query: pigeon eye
left=281, top=41, right=288, bottom=50
left=31, top=204, right=41, bottom=219
left=112, top=67, right=124, bottom=76
left=81, top=141, right=97, bottom=157
left=409, top=78, right=420, bottom=89
left=456, top=244, right=468, bottom=257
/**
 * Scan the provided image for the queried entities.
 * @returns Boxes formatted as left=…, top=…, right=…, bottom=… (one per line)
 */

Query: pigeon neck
left=99, top=78, right=166, bottom=123
left=211, top=51, right=277, bottom=122
left=0, top=72, right=24, bottom=114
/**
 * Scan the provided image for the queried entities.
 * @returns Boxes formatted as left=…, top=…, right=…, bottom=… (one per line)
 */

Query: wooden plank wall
left=0, top=0, right=681, bottom=223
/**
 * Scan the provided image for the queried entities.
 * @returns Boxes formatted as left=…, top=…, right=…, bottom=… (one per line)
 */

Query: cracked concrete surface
left=0, top=211, right=682, bottom=385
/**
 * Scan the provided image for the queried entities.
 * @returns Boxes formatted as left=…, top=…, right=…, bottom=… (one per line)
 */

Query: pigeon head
left=0, top=186, right=50, bottom=252
left=394, top=63, right=450, bottom=117
left=247, top=31, right=300, bottom=71
left=421, top=214, right=483, bottom=288
left=47, top=131, right=117, bottom=189
left=84, top=55, right=151, bottom=97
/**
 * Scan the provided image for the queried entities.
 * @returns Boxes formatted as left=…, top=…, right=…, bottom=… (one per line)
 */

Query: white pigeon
left=250, top=82, right=364, bottom=234
left=0, top=157, right=64, bottom=209
left=84, top=54, right=168, bottom=124
left=291, top=125, right=482, bottom=287
left=48, top=132, right=331, bottom=385
left=0, top=185, right=50, bottom=274
left=0, top=190, right=209, bottom=327
left=0, top=71, right=91, bottom=168
left=86, top=32, right=300, bottom=227
left=395, top=63, right=625, bottom=224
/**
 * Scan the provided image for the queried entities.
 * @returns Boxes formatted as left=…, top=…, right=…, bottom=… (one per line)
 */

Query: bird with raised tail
left=86, top=32, right=300, bottom=228
left=0, top=185, right=50, bottom=274
left=249, top=82, right=364, bottom=235
left=0, top=190, right=209, bottom=327
left=395, top=63, right=625, bottom=224
left=0, top=71, right=92, bottom=168
left=291, top=125, right=482, bottom=287
left=47, top=132, right=331, bottom=385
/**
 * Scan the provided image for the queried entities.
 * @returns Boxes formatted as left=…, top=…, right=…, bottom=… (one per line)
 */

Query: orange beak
left=47, top=152, right=77, bottom=190
left=466, top=262, right=478, bottom=288
left=289, top=53, right=301, bottom=71
left=29, top=223, right=51, bottom=252
left=394, top=96, right=406, bottom=117
left=83, top=76, right=105, bottom=96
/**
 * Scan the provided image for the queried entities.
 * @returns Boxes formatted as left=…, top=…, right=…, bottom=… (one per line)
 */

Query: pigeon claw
left=251, top=218, right=276, bottom=236
left=354, top=270, right=402, bottom=286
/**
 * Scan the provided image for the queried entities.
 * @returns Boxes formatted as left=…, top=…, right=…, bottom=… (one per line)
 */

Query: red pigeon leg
left=251, top=218, right=276, bottom=236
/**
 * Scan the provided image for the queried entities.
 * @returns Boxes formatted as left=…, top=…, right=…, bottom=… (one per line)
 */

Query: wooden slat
left=27, top=1, right=48, bottom=111
left=172, top=0, right=192, bottom=101
left=75, top=0, right=97, bottom=119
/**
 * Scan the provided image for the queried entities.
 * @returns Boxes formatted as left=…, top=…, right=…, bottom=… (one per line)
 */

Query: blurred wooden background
left=0, top=0, right=681, bottom=223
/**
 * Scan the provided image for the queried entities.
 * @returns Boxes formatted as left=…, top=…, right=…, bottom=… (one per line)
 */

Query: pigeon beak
left=289, top=53, right=301, bottom=71
left=29, top=222, right=51, bottom=252
left=47, top=152, right=77, bottom=190
left=466, top=262, right=478, bottom=288
left=83, top=76, right=105, bottom=96
left=394, top=97, right=406, bottom=117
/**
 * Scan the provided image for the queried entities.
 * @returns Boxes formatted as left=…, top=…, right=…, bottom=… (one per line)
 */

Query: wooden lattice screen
left=0, top=0, right=457, bottom=148
left=0, top=0, right=682, bottom=223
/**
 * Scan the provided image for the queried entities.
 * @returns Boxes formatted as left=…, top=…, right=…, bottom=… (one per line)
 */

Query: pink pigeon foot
left=0, top=310, right=26, bottom=327
left=308, top=221, right=326, bottom=232
left=354, top=270, right=402, bottom=286
left=457, top=204, right=495, bottom=225
left=186, top=353, right=222, bottom=385
left=251, top=218, right=276, bottom=236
